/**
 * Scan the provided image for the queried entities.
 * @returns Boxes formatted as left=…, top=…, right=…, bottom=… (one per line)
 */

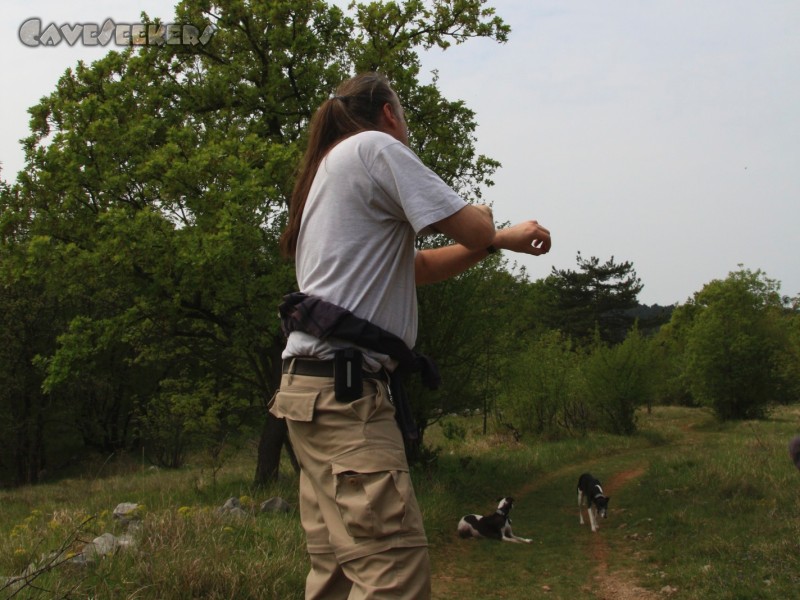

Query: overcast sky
left=2, top=1, right=798, bottom=306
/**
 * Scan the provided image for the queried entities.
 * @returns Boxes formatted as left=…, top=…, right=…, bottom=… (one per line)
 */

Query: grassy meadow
left=2, top=405, right=799, bottom=599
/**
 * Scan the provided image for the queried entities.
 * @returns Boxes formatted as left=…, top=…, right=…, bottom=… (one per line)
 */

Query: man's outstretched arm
left=415, top=206, right=551, bottom=286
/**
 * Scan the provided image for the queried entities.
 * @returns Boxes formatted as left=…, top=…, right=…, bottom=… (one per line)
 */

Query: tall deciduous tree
left=2, top=0, right=510, bottom=483
left=684, top=268, right=793, bottom=420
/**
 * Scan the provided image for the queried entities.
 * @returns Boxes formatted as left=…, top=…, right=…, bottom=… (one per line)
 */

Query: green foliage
left=0, top=211, right=86, bottom=484
left=9, top=25, right=301, bottom=467
left=780, top=303, right=800, bottom=400
left=683, top=268, right=793, bottom=420
left=579, top=325, right=654, bottom=435
left=0, top=0, right=514, bottom=482
left=648, top=303, right=697, bottom=406
left=498, top=325, right=656, bottom=439
left=412, top=258, right=528, bottom=434
left=540, top=252, right=644, bottom=345
left=499, top=330, right=587, bottom=438
left=137, top=375, right=254, bottom=469
left=439, top=418, right=467, bottom=442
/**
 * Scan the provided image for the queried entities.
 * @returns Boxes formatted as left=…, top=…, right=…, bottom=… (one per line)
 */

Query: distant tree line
left=494, top=265, right=799, bottom=440
left=1, top=0, right=798, bottom=488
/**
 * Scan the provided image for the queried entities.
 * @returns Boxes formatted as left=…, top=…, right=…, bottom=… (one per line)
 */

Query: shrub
left=499, top=331, right=587, bottom=437
left=684, top=269, right=790, bottom=420
left=580, top=326, right=653, bottom=435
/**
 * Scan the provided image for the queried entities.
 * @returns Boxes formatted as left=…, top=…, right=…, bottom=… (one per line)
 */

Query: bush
left=499, top=331, right=588, bottom=438
left=580, top=326, right=653, bottom=435
left=684, top=269, right=790, bottom=420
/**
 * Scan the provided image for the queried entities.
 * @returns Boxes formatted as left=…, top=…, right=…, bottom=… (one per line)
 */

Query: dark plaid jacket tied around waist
left=278, top=292, right=441, bottom=444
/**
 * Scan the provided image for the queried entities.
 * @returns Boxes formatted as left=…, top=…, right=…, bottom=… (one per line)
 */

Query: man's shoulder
left=342, top=130, right=402, bottom=153
left=330, top=131, right=416, bottom=173
left=355, top=129, right=397, bottom=144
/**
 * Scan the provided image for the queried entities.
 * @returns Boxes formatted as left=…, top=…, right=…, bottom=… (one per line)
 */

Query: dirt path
left=586, top=466, right=658, bottom=600
left=431, top=457, right=655, bottom=599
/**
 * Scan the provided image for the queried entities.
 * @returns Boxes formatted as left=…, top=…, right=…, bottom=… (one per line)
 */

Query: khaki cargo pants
left=270, top=368, right=431, bottom=599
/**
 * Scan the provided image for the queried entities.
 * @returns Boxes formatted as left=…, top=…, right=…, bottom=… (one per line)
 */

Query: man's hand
left=493, top=220, right=551, bottom=256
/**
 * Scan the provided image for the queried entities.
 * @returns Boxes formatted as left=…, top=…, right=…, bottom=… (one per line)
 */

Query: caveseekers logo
left=19, top=18, right=215, bottom=47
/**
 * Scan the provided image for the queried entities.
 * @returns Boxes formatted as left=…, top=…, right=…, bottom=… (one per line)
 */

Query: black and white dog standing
left=577, top=473, right=610, bottom=532
left=457, top=497, right=532, bottom=543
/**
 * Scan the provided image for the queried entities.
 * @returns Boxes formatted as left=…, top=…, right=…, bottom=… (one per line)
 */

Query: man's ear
left=378, top=102, right=408, bottom=144
left=382, top=102, right=399, bottom=126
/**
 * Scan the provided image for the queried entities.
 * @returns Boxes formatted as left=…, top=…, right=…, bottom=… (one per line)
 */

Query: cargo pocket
left=332, top=447, right=410, bottom=539
left=345, top=385, right=382, bottom=423
left=269, top=388, right=319, bottom=422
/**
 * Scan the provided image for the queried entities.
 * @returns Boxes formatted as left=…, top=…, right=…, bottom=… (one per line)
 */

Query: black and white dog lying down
left=577, top=473, right=610, bottom=532
left=457, top=497, right=532, bottom=543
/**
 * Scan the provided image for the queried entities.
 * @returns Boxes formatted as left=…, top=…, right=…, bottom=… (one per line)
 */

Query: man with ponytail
left=271, top=72, right=551, bottom=598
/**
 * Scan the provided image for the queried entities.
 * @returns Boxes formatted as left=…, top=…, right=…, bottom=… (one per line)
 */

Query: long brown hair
left=279, top=73, right=401, bottom=258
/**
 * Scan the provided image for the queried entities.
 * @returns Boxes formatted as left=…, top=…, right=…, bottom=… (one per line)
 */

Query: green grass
left=2, top=406, right=800, bottom=599
left=0, top=455, right=306, bottom=599
left=622, top=408, right=800, bottom=599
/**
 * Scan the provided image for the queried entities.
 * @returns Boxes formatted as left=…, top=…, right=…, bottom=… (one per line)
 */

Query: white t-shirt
left=283, top=130, right=467, bottom=370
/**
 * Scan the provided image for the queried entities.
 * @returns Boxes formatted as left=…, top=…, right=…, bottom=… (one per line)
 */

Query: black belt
left=282, top=358, right=387, bottom=381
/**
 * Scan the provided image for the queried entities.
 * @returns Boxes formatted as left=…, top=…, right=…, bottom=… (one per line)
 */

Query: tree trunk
left=254, top=411, right=289, bottom=485
left=253, top=336, right=299, bottom=485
